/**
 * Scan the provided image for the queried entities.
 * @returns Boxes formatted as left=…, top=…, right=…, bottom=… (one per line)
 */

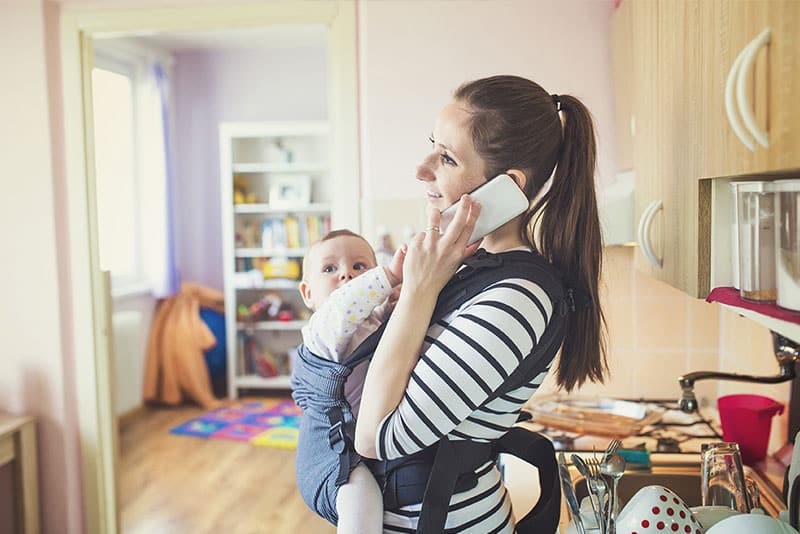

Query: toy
left=233, top=175, right=257, bottom=205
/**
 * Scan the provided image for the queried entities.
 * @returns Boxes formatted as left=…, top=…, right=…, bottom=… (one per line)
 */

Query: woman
left=355, top=75, right=607, bottom=532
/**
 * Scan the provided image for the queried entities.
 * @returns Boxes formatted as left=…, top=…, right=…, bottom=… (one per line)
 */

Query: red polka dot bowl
left=616, top=485, right=702, bottom=534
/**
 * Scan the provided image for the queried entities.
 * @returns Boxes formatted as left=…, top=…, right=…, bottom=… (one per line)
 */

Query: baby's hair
left=301, top=229, right=376, bottom=280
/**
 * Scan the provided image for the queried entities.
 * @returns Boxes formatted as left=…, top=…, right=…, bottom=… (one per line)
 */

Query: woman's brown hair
left=455, top=75, right=607, bottom=391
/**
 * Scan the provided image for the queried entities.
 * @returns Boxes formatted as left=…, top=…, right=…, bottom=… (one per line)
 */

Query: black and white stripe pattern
left=377, top=277, right=554, bottom=533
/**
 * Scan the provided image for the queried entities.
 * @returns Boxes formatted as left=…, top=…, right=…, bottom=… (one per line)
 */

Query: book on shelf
left=260, top=214, right=331, bottom=251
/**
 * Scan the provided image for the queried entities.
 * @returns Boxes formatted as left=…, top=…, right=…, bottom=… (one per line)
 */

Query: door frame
left=59, top=3, right=359, bottom=532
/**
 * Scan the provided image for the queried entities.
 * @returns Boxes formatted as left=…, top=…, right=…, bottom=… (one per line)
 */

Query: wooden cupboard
left=617, top=0, right=800, bottom=299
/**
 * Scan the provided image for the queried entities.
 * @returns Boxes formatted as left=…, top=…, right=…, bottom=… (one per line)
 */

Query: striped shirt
left=375, top=275, right=555, bottom=533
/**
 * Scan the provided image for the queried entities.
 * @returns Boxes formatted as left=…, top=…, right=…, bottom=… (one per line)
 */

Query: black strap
left=326, top=406, right=353, bottom=486
left=414, top=315, right=565, bottom=533
left=416, top=438, right=493, bottom=533
left=496, top=428, right=561, bottom=534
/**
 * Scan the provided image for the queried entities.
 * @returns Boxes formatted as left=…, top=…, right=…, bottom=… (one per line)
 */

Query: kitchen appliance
left=773, top=180, right=800, bottom=311
left=731, top=182, right=743, bottom=289
left=737, top=181, right=777, bottom=302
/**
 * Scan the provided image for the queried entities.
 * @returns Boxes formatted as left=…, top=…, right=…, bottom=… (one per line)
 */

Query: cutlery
left=600, top=453, right=626, bottom=534
left=586, top=458, right=609, bottom=534
left=559, top=452, right=586, bottom=534
left=602, top=439, right=622, bottom=463
left=572, top=454, right=604, bottom=533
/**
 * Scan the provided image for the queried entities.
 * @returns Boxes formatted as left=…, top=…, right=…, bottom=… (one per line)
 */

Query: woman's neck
left=480, top=215, right=528, bottom=253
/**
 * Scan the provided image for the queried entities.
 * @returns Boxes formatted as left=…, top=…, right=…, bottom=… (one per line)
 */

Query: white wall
left=111, top=296, right=156, bottom=415
left=357, top=0, right=617, bottom=244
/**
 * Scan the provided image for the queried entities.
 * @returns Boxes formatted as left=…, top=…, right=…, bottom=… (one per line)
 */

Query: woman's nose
left=416, top=151, right=438, bottom=182
left=416, top=160, right=435, bottom=182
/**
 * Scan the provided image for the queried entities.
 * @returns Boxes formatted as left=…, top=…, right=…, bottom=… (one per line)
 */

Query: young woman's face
left=416, top=100, right=488, bottom=210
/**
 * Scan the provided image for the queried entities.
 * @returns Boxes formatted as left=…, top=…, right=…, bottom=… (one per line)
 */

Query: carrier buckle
left=328, top=421, right=346, bottom=454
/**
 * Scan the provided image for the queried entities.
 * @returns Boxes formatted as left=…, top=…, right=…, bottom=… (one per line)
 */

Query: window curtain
left=139, top=61, right=179, bottom=298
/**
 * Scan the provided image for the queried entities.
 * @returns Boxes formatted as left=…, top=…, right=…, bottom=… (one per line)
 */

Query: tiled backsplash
left=537, top=247, right=791, bottom=454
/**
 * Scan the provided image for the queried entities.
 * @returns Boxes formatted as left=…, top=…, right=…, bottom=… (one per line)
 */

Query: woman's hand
left=354, top=195, right=480, bottom=458
left=402, top=194, right=482, bottom=294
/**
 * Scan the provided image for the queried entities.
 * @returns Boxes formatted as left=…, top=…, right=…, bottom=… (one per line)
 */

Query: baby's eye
left=440, top=153, right=456, bottom=166
left=322, top=264, right=336, bottom=273
left=353, top=262, right=368, bottom=271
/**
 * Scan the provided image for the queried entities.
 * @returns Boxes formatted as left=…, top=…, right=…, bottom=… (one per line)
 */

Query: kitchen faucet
left=678, top=331, right=800, bottom=413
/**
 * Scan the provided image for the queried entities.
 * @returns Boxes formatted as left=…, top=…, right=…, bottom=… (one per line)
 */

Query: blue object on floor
left=200, top=308, right=226, bottom=378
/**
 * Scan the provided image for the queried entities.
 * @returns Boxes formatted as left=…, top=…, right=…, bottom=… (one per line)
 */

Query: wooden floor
left=119, top=400, right=334, bottom=534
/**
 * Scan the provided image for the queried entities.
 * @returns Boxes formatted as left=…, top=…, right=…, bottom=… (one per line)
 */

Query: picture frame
left=269, top=175, right=311, bottom=207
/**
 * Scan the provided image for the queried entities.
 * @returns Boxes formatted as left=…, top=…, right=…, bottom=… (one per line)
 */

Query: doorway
left=60, top=4, right=358, bottom=533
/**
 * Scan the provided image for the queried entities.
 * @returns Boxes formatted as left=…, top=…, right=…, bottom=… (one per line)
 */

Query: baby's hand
left=384, top=244, right=407, bottom=286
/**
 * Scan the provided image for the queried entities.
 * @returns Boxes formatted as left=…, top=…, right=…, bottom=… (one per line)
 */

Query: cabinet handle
left=638, top=200, right=663, bottom=268
left=725, top=37, right=756, bottom=151
left=736, top=28, right=771, bottom=149
left=637, top=200, right=652, bottom=263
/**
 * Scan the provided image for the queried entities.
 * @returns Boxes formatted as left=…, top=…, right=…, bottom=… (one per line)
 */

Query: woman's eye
left=323, top=265, right=335, bottom=273
left=428, top=135, right=435, bottom=146
left=440, top=153, right=456, bottom=166
left=353, top=262, right=367, bottom=271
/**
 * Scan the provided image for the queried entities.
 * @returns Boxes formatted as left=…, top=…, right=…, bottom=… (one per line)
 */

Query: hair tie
left=551, top=94, right=561, bottom=112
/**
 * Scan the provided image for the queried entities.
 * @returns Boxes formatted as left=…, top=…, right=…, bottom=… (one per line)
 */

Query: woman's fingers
left=441, top=195, right=480, bottom=247
left=424, top=203, right=443, bottom=238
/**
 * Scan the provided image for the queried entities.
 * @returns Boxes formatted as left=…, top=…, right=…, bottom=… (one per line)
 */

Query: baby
left=298, top=229, right=405, bottom=534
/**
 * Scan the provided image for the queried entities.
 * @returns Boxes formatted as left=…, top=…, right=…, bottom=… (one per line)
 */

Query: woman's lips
left=426, top=191, right=443, bottom=200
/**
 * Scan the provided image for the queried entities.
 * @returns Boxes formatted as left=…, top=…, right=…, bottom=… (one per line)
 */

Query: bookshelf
left=220, top=121, right=332, bottom=398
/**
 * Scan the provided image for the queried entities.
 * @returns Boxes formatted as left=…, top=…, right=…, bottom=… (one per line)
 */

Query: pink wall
left=172, top=47, right=327, bottom=289
left=0, top=1, right=84, bottom=532
left=357, top=0, right=618, bottom=201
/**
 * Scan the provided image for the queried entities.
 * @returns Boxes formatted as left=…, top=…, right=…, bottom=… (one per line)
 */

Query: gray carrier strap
left=326, top=406, right=353, bottom=485
left=291, top=348, right=351, bottom=413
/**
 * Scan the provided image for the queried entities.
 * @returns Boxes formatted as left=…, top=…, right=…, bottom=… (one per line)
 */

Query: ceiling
left=108, top=24, right=328, bottom=52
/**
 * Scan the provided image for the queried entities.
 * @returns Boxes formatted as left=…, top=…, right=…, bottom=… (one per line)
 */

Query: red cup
left=717, top=394, right=784, bottom=464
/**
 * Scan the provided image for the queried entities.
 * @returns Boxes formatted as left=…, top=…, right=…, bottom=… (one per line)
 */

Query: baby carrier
left=291, top=249, right=578, bottom=533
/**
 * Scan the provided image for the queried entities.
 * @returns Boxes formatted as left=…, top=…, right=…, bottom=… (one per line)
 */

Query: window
left=92, top=56, right=144, bottom=292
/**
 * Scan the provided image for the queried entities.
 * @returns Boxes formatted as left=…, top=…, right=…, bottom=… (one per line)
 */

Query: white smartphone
left=439, top=173, right=529, bottom=244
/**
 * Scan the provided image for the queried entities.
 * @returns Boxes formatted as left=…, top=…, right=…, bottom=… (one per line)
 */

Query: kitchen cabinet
left=618, top=0, right=800, bottom=299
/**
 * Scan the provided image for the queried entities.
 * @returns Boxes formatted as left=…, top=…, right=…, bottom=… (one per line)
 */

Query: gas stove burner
left=549, top=433, right=576, bottom=451
left=656, top=437, right=682, bottom=453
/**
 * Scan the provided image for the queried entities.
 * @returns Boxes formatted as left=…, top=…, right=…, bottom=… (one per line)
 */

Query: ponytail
left=455, top=76, right=607, bottom=392
left=525, top=95, right=607, bottom=391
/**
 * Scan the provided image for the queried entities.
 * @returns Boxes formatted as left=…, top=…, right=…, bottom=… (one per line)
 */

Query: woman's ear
left=505, top=169, right=529, bottom=192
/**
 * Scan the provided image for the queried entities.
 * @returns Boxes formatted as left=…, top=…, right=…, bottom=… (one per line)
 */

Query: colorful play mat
left=170, top=398, right=301, bottom=449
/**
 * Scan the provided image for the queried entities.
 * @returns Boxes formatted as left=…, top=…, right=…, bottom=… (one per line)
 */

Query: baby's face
left=299, top=235, right=377, bottom=310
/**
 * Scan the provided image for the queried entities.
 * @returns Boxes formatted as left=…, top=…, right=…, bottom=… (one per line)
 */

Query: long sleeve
left=301, top=267, right=394, bottom=361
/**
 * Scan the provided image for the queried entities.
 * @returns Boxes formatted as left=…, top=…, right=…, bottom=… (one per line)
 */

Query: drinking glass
left=701, top=442, right=751, bottom=512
